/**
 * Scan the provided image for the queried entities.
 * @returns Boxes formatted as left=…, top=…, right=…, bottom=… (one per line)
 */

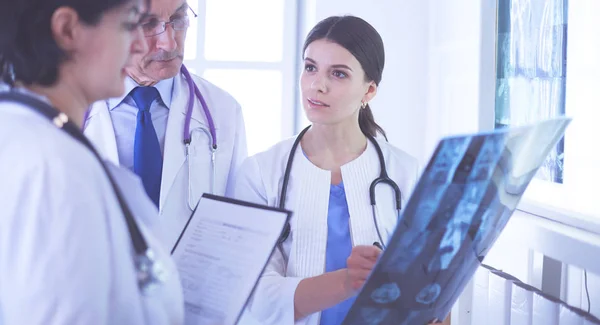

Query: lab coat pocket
left=187, top=127, right=214, bottom=209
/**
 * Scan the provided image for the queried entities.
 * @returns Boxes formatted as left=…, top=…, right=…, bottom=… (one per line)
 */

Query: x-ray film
left=341, top=117, right=571, bottom=325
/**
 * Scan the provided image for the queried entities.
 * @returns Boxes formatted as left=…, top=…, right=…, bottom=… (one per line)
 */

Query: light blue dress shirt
left=107, top=77, right=173, bottom=172
left=320, top=181, right=356, bottom=325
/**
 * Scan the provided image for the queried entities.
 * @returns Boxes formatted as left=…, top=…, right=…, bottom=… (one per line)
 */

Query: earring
left=361, top=101, right=367, bottom=109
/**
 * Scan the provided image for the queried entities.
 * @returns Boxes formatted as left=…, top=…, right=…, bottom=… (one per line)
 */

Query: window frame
left=484, top=0, right=600, bottom=234
left=183, top=0, right=301, bottom=154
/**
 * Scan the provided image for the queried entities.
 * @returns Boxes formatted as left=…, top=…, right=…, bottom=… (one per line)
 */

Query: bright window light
left=203, top=69, right=283, bottom=155
left=183, top=0, right=199, bottom=61
left=204, top=0, right=284, bottom=62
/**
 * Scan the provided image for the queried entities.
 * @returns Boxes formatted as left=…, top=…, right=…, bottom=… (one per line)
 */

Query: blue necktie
left=131, top=86, right=163, bottom=207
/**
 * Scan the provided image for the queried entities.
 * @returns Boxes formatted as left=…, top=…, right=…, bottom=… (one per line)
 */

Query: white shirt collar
left=106, top=76, right=174, bottom=110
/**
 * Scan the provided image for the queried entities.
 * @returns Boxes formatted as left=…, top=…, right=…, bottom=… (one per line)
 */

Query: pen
left=373, top=242, right=383, bottom=250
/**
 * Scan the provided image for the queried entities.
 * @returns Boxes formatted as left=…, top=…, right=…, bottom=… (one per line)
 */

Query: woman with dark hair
left=234, top=15, right=420, bottom=325
left=0, top=0, right=184, bottom=324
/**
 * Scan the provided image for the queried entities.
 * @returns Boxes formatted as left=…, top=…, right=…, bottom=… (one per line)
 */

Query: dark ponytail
left=303, top=15, right=387, bottom=140
left=359, top=103, right=387, bottom=140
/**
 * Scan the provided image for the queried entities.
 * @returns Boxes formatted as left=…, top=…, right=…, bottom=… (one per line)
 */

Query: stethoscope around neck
left=82, top=64, right=218, bottom=209
left=180, top=65, right=218, bottom=208
left=276, top=125, right=403, bottom=260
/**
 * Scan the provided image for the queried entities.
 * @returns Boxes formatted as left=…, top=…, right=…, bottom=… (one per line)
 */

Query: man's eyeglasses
left=141, top=7, right=197, bottom=37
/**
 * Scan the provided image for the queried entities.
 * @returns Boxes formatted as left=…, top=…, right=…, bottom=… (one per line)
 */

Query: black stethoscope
left=277, top=125, right=403, bottom=257
left=0, top=90, right=166, bottom=294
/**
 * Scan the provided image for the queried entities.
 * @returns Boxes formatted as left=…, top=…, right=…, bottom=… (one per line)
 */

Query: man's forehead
left=148, top=0, right=187, bottom=18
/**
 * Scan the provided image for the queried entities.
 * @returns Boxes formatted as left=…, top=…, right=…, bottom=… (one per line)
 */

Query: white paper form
left=171, top=194, right=290, bottom=325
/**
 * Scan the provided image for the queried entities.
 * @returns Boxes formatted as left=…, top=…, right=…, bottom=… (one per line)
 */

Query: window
left=494, top=0, right=600, bottom=222
left=204, top=69, right=283, bottom=155
left=495, top=0, right=567, bottom=183
left=183, top=0, right=299, bottom=155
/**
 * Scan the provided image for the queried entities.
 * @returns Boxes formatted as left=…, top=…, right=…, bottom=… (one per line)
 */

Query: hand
left=344, top=245, right=382, bottom=294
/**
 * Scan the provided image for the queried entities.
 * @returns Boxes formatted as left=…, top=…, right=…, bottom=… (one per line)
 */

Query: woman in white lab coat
left=0, top=0, right=183, bottom=324
left=234, top=16, right=420, bottom=325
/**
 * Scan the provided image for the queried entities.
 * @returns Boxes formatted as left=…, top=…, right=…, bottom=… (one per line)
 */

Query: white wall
left=425, top=0, right=496, bottom=149
left=302, top=0, right=430, bottom=163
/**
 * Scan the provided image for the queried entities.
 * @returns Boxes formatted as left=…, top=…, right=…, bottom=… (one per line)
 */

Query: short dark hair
left=303, top=15, right=387, bottom=140
left=0, top=0, right=147, bottom=86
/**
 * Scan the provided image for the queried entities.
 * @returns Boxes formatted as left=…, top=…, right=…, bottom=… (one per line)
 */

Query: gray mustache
left=150, top=51, right=180, bottom=61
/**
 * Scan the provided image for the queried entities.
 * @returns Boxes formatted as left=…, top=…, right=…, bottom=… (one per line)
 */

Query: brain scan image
left=415, top=283, right=442, bottom=305
left=371, top=283, right=402, bottom=304
left=358, top=307, right=391, bottom=325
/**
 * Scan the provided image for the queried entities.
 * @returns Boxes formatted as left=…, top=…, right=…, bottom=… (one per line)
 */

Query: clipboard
left=171, top=193, right=291, bottom=325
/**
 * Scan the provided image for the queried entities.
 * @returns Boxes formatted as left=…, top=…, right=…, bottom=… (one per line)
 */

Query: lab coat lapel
left=82, top=101, right=119, bottom=165
left=342, top=141, right=386, bottom=246
left=160, top=73, right=188, bottom=209
left=289, top=150, right=330, bottom=278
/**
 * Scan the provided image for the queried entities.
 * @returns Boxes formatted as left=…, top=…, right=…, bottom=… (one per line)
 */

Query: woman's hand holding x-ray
left=345, top=245, right=382, bottom=293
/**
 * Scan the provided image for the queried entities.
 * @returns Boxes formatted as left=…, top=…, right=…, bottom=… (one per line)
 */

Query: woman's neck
left=301, top=120, right=367, bottom=171
left=24, top=78, right=89, bottom=128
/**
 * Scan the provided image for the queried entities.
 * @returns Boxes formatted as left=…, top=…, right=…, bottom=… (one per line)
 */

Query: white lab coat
left=233, top=136, right=420, bottom=325
left=0, top=100, right=184, bottom=324
left=83, top=72, right=248, bottom=250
